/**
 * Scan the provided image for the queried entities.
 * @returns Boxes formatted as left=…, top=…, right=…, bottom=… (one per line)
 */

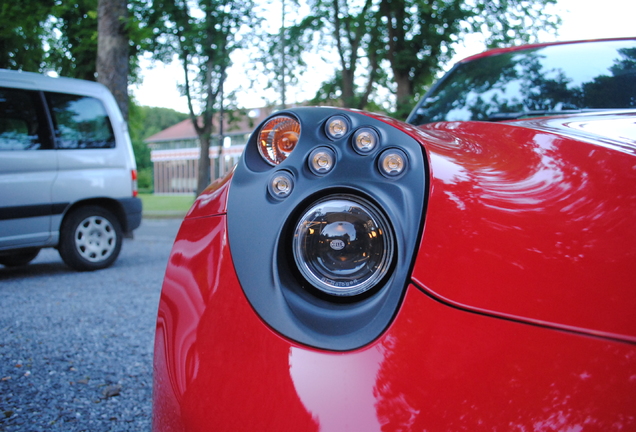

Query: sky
left=130, top=0, right=636, bottom=113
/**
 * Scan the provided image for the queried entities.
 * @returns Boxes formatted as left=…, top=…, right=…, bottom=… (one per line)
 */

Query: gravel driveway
left=0, top=218, right=183, bottom=432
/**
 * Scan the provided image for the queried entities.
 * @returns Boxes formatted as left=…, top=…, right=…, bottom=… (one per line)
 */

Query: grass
left=139, top=193, right=195, bottom=217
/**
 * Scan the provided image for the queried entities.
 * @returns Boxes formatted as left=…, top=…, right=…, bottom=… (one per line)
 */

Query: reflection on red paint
left=153, top=212, right=636, bottom=431
left=413, top=120, right=636, bottom=342
left=153, top=215, right=319, bottom=432
left=290, top=347, right=384, bottom=431
left=186, top=171, right=233, bottom=219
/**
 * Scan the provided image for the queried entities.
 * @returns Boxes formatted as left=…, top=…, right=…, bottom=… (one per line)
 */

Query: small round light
left=378, top=149, right=408, bottom=177
left=293, top=195, right=394, bottom=297
left=352, top=128, right=379, bottom=154
left=309, top=147, right=336, bottom=175
left=268, top=171, right=294, bottom=199
left=258, top=115, right=301, bottom=165
left=325, top=116, right=349, bottom=140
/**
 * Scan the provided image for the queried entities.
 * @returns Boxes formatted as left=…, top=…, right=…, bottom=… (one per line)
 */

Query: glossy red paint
left=153, top=211, right=636, bottom=431
left=184, top=171, right=232, bottom=219
left=512, top=111, right=636, bottom=154
left=411, top=119, right=636, bottom=342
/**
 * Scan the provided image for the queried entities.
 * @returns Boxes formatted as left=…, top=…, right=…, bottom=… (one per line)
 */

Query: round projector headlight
left=293, top=195, right=394, bottom=297
left=258, top=115, right=300, bottom=165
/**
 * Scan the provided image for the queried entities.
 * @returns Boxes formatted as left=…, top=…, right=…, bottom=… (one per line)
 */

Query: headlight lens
left=378, top=148, right=408, bottom=177
left=293, top=195, right=394, bottom=297
left=352, top=128, right=379, bottom=154
left=308, top=147, right=336, bottom=175
left=268, top=171, right=294, bottom=199
left=258, top=115, right=300, bottom=165
left=325, top=116, right=349, bottom=140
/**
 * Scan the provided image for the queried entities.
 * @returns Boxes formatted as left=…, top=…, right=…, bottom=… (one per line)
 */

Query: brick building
left=145, top=107, right=274, bottom=194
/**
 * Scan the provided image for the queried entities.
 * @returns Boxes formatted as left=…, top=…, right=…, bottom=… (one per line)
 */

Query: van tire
left=59, top=206, right=123, bottom=271
left=0, top=248, right=40, bottom=267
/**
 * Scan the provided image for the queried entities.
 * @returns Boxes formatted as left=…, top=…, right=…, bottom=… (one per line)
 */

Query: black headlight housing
left=227, top=107, right=427, bottom=351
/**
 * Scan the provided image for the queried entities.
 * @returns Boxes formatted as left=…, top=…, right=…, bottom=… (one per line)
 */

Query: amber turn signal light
left=258, top=115, right=301, bottom=165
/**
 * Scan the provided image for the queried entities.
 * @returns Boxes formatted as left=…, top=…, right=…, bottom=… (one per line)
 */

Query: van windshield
left=407, top=39, right=636, bottom=125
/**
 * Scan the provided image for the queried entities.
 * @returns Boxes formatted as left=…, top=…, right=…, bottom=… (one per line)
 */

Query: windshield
left=407, top=39, right=636, bottom=125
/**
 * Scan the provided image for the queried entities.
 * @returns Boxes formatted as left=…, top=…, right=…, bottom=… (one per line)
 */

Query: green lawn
left=139, top=193, right=195, bottom=217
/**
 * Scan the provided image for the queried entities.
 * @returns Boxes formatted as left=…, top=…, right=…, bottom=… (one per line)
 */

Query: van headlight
left=292, top=194, right=394, bottom=297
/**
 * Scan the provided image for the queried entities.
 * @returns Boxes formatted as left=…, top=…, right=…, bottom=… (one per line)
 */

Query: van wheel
left=59, top=206, right=122, bottom=271
left=0, top=248, right=40, bottom=267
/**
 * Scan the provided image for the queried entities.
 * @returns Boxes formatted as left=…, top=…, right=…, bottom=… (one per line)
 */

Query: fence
left=151, top=145, right=244, bottom=194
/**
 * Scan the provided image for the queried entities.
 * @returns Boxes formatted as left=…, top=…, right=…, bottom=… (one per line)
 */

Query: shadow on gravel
left=0, top=262, right=72, bottom=280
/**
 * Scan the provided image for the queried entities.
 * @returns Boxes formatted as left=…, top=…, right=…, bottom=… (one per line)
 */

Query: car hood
left=509, top=110, right=636, bottom=155
left=411, top=112, right=636, bottom=342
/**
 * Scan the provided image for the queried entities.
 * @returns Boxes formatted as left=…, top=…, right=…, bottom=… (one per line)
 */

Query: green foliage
left=130, top=104, right=189, bottom=143
left=46, top=0, right=98, bottom=80
left=139, top=192, right=195, bottom=215
left=137, top=167, right=154, bottom=192
left=128, top=0, right=159, bottom=84
left=0, top=0, right=154, bottom=83
left=0, top=0, right=54, bottom=71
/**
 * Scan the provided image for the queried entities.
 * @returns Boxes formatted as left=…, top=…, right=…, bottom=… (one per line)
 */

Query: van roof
left=0, top=69, right=111, bottom=99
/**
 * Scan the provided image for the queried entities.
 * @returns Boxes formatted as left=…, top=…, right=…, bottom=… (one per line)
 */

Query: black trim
left=117, top=197, right=143, bottom=232
left=0, top=202, right=69, bottom=220
left=38, top=90, right=57, bottom=149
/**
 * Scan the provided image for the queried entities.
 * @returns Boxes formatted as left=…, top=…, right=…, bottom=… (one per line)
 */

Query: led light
left=378, top=149, right=408, bottom=177
left=352, top=128, right=379, bottom=154
left=309, top=147, right=336, bottom=175
left=293, top=195, right=394, bottom=297
left=268, top=171, right=294, bottom=199
left=258, top=115, right=301, bottom=165
left=325, top=116, right=349, bottom=140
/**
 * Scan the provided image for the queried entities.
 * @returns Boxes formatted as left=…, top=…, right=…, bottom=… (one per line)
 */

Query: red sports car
left=153, top=38, right=636, bottom=431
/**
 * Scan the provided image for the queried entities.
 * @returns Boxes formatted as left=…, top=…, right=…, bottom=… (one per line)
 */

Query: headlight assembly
left=228, top=107, right=427, bottom=350
left=293, top=195, right=394, bottom=297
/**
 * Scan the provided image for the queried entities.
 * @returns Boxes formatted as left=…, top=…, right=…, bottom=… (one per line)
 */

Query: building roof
left=144, top=107, right=277, bottom=143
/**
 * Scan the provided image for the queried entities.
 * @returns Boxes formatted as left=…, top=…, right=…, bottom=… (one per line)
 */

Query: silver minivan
left=0, top=69, right=142, bottom=271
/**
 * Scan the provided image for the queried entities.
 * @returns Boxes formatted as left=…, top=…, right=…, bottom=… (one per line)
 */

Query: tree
left=278, top=0, right=386, bottom=110
left=128, top=103, right=189, bottom=191
left=318, top=0, right=384, bottom=109
left=148, top=0, right=254, bottom=195
left=46, top=0, right=99, bottom=81
left=380, top=0, right=561, bottom=118
left=0, top=1, right=54, bottom=71
left=287, top=0, right=560, bottom=118
left=97, top=0, right=130, bottom=120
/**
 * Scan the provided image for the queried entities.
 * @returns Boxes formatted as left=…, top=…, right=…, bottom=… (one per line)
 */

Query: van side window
left=46, top=92, right=116, bottom=149
left=0, top=87, right=52, bottom=151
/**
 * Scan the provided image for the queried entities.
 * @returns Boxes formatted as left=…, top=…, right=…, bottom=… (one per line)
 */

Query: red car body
left=153, top=40, right=636, bottom=431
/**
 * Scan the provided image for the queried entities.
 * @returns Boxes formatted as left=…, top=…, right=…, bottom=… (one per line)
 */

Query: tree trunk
left=340, top=68, right=356, bottom=107
left=393, top=69, right=413, bottom=120
left=97, top=0, right=129, bottom=121
left=196, top=134, right=212, bottom=196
